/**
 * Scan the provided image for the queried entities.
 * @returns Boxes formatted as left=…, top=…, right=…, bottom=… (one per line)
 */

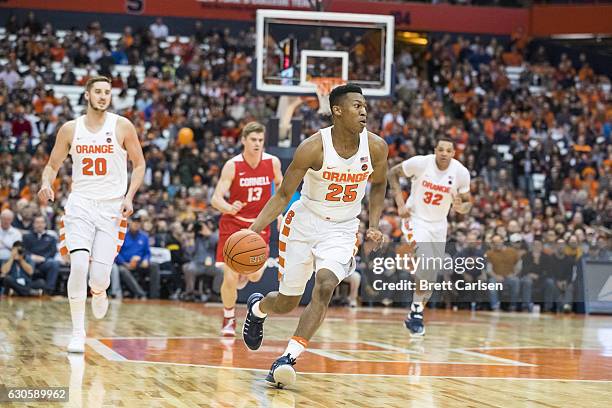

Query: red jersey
left=227, top=152, right=275, bottom=220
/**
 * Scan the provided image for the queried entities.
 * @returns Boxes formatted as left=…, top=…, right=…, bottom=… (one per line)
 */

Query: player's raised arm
left=249, top=135, right=320, bottom=233
left=38, top=121, right=75, bottom=203
left=211, top=160, right=243, bottom=215
left=119, top=117, right=146, bottom=217
left=367, top=134, right=388, bottom=233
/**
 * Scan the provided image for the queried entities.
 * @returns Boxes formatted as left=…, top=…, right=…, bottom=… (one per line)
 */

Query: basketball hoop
left=307, top=77, right=346, bottom=116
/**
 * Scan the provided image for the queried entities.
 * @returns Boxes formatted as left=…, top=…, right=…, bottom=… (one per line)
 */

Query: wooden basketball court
left=1, top=297, right=611, bottom=407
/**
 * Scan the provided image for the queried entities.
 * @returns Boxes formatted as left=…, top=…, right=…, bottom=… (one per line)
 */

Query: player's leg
left=61, top=197, right=97, bottom=353
left=263, top=268, right=341, bottom=388
left=405, top=219, right=446, bottom=337
left=217, top=217, right=248, bottom=334
left=89, top=207, right=127, bottom=320
left=219, top=263, right=242, bottom=336
left=221, top=223, right=270, bottom=322
left=266, top=215, right=358, bottom=388
left=346, top=271, right=361, bottom=307
left=243, top=204, right=313, bottom=351
left=401, top=217, right=427, bottom=335
left=242, top=242, right=309, bottom=349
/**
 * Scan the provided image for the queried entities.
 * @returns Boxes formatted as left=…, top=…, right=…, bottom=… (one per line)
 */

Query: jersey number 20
left=82, top=158, right=107, bottom=176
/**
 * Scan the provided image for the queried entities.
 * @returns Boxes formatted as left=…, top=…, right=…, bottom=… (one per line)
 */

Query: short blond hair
left=85, top=76, right=111, bottom=91
left=241, top=121, right=265, bottom=139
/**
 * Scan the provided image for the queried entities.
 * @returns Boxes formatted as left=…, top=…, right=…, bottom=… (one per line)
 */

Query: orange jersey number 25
left=325, top=183, right=358, bottom=202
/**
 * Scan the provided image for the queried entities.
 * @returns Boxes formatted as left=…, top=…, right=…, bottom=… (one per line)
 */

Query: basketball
left=223, top=230, right=269, bottom=275
left=177, top=127, right=194, bottom=145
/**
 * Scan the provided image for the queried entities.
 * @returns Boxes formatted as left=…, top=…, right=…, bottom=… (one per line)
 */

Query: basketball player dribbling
left=38, top=76, right=146, bottom=352
left=389, top=137, right=472, bottom=337
left=242, top=84, right=388, bottom=387
left=211, top=122, right=283, bottom=336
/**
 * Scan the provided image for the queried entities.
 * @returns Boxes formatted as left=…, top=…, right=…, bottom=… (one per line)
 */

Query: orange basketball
left=223, top=230, right=269, bottom=275
left=177, top=127, right=194, bottom=145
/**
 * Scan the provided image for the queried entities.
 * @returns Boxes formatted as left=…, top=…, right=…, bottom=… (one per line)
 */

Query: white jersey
left=402, top=154, right=470, bottom=223
left=70, top=112, right=128, bottom=201
left=300, top=126, right=373, bottom=222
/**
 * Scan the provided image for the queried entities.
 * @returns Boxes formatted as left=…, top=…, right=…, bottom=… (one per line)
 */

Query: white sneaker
left=91, top=290, right=109, bottom=319
left=220, top=317, right=236, bottom=337
left=67, top=331, right=86, bottom=353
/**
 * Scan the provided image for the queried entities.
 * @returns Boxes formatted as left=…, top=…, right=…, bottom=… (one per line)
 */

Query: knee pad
left=89, top=260, right=112, bottom=293
left=67, top=250, right=90, bottom=300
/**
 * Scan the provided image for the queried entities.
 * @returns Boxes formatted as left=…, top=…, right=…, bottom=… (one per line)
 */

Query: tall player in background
left=389, top=137, right=471, bottom=337
left=38, top=76, right=145, bottom=352
left=211, top=122, right=283, bottom=337
left=242, top=84, right=388, bottom=388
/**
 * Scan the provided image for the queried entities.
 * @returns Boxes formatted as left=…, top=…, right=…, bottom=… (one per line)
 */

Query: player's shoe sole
left=408, top=327, right=426, bottom=337
left=266, top=354, right=297, bottom=389
left=268, top=364, right=296, bottom=388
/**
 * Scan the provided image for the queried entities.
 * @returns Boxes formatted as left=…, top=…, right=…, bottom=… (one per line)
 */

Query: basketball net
left=308, top=77, right=346, bottom=115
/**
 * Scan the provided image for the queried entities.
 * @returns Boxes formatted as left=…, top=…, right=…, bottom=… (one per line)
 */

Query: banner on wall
left=1, top=0, right=610, bottom=36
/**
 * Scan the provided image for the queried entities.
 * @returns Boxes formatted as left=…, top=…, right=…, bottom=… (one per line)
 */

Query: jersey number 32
left=423, top=191, right=443, bottom=206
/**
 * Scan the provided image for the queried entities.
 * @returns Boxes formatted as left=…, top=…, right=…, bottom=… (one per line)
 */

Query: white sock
left=69, top=298, right=86, bottom=335
left=283, top=338, right=306, bottom=359
left=223, top=307, right=235, bottom=318
left=252, top=301, right=267, bottom=318
left=68, top=251, right=90, bottom=336
left=411, top=302, right=424, bottom=313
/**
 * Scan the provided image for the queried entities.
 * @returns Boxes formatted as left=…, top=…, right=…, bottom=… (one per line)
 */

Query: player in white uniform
left=242, top=84, right=388, bottom=388
left=389, top=137, right=472, bottom=336
left=38, top=76, right=145, bottom=353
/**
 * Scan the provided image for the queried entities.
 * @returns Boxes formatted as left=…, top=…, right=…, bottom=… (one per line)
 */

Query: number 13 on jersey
left=247, top=187, right=262, bottom=202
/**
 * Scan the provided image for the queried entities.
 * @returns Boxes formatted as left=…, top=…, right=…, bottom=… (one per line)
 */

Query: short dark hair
left=435, top=136, right=455, bottom=148
left=329, top=83, right=363, bottom=112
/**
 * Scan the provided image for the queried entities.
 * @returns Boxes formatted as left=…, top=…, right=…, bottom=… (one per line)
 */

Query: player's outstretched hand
left=398, top=205, right=411, bottom=219
left=120, top=197, right=134, bottom=217
left=37, top=185, right=54, bottom=203
left=364, top=228, right=384, bottom=254
left=229, top=200, right=245, bottom=215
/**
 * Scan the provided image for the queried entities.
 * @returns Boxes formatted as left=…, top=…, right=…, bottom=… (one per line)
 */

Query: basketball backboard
left=255, top=10, right=394, bottom=98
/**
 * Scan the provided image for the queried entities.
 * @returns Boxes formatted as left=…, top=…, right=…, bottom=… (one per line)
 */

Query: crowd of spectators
left=0, top=13, right=610, bottom=312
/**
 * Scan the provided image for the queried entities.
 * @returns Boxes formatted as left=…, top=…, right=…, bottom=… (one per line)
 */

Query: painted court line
left=115, top=359, right=612, bottom=383
left=307, top=349, right=354, bottom=361
left=450, top=349, right=536, bottom=367
left=86, top=338, right=127, bottom=361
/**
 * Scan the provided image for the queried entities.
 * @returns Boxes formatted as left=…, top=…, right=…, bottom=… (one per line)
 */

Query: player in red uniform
left=211, top=122, right=283, bottom=336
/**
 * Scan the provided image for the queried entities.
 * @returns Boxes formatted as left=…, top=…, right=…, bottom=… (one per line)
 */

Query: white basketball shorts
left=401, top=216, right=447, bottom=282
left=277, top=201, right=359, bottom=296
left=59, top=194, right=127, bottom=265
